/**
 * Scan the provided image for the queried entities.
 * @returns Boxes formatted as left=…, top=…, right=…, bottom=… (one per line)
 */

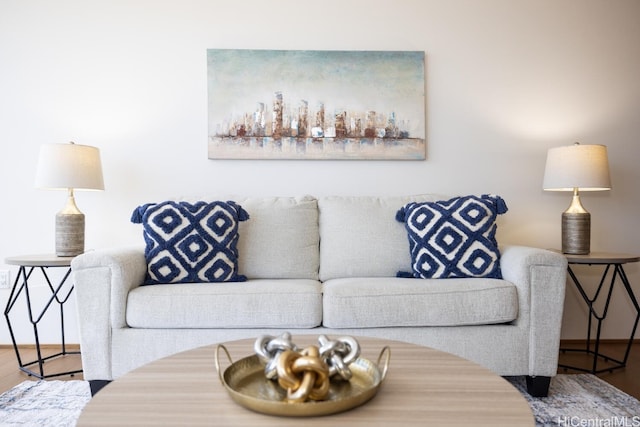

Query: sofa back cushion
left=234, top=196, right=320, bottom=280
left=318, top=195, right=442, bottom=281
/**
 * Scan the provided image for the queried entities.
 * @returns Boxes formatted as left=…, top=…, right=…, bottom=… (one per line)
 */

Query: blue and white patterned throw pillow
left=131, top=201, right=250, bottom=284
left=396, top=195, right=508, bottom=279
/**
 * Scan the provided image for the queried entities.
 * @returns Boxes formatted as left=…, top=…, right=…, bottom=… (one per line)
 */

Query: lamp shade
left=543, top=143, right=611, bottom=192
left=35, top=142, right=105, bottom=191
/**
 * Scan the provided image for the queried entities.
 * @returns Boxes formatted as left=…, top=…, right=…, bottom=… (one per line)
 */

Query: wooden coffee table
left=77, top=336, right=534, bottom=426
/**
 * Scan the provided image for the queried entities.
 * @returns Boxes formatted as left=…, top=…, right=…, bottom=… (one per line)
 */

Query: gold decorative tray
left=215, top=344, right=390, bottom=417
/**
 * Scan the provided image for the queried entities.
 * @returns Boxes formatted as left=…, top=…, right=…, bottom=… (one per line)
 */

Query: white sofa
left=71, top=195, right=567, bottom=397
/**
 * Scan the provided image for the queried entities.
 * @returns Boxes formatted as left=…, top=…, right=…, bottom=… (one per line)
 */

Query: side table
left=558, top=251, right=640, bottom=374
left=3, top=254, right=82, bottom=379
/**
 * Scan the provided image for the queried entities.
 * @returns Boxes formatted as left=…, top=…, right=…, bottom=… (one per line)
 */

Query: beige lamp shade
left=543, top=144, right=611, bottom=192
left=35, top=142, right=105, bottom=191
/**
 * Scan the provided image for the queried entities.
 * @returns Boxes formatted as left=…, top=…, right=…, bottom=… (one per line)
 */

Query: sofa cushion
left=322, top=277, right=518, bottom=328
left=131, top=200, right=249, bottom=284
left=126, top=279, right=323, bottom=328
left=234, top=196, right=319, bottom=280
left=318, top=194, right=443, bottom=281
left=396, top=195, right=508, bottom=279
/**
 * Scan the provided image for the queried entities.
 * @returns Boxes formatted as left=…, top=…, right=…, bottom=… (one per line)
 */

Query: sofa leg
left=89, top=380, right=112, bottom=396
left=526, top=376, right=551, bottom=397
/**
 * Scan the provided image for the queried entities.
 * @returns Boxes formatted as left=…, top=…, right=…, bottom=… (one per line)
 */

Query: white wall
left=1, top=0, right=639, bottom=344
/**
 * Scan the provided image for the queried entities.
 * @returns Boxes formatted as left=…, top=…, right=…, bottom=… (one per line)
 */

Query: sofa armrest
left=71, top=247, right=146, bottom=380
left=500, top=245, right=568, bottom=376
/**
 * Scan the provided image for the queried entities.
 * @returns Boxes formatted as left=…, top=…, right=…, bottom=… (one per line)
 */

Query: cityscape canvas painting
left=207, top=49, right=426, bottom=160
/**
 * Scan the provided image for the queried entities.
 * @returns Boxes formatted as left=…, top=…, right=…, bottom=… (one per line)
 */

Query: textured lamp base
left=56, top=213, right=85, bottom=257
left=562, top=212, right=590, bottom=255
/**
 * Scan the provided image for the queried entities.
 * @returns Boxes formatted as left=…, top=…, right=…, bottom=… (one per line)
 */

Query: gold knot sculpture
left=275, top=346, right=330, bottom=403
left=254, top=333, right=361, bottom=403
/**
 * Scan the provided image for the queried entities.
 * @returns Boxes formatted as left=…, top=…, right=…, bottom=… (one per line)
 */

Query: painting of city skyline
left=207, top=49, right=426, bottom=160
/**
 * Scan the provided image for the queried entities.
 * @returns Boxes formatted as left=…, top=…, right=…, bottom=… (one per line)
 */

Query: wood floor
left=0, top=344, right=83, bottom=394
left=1, top=341, right=638, bottom=399
left=557, top=340, right=640, bottom=399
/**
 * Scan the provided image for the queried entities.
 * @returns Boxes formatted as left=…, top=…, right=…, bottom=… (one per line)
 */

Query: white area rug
left=0, top=375, right=638, bottom=426
left=506, top=374, right=640, bottom=427
left=0, top=380, right=90, bottom=426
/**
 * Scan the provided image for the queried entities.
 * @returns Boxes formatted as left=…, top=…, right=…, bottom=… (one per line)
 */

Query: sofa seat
left=322, top=277, right=518, bottom=328
left=126, top=279, right=323, bottom=328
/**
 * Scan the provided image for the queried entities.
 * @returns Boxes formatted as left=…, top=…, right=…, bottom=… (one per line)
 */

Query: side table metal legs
left=3, top=265, right=82, bottom=379
left=560, top=263, right=640, bottom=374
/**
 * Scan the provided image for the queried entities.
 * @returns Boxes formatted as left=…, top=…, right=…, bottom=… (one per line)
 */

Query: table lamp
left=35, top=141, right=105, bottom=257
left=543, top=142, right=611, bottom=255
